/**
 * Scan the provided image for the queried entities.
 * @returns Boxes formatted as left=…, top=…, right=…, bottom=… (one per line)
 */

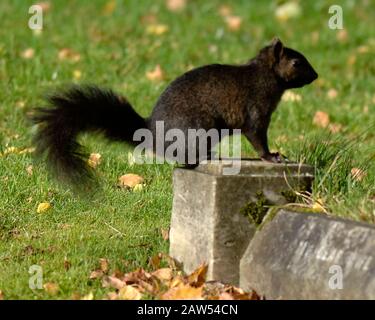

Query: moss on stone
left=240, top=191, right=269, bottom=226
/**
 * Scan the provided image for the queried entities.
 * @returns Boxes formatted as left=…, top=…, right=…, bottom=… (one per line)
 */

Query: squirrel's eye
left=292, top=59, right=301, bottom=67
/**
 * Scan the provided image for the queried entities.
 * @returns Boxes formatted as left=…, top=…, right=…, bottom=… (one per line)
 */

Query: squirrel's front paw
left=261, top=152, right=283, bottom=163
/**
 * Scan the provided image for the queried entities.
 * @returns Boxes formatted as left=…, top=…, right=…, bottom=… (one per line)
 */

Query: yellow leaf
left=275, top=2, right=301, bottom=22
left=37, top=202, right=51, bottom=214
left=81, top=292, right=94, bottom=300
left=146, top=64, right=164, bottom=81
left=187, top=264, right=207, bottom=287
left=311, top=199, right=325, bottom=213
left=58, top=48, right=81, bottom=62
left=118, top=285, right=142, bottom=300
left=282, top=91, right=302, bottom=102
left=73, top=70, right=82, bottom=80
left=327, top=88, right=338, bottom=100
left=161, top=283, right=203, bottom=300
left=146, top=24, right=169, bottom=35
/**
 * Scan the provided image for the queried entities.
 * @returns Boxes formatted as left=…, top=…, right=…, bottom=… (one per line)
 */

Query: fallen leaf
left=351, top=168, right=367, bottom=181
left=149, top=254, right=162, bottom=269
left=160, top=228, right=169, bottom=241
left=152, top=268, right=174, bottom=283
left=327, top=88, right=338, bottom=100
left=313, top=111, right=330, bottom=128
left=73, top=70, right=82, bottom=80
left=36, top=2, right=51, bottom=12
left=187, top=264, right=207, bottom=287
left=225, top=16, right=242, bottom=31
left=37, top=202, right=52, bottom=214
left=0, top=290, right=3, bottom=300
left=166, top=0, right=186, bottom=12
left=357, top=45, right=369, bottom=54
left=118, top=285, right=142, bottom=300
left=218, top=5, right=232, bottom=17
left=100, top=258, right=109, bottom=273
left=103, top=275, right=125, bottom=290
left=90, top=270, right=104, bottom=279
left=58, top=48, right=81, bottom=62
left=26, top=165, right=33, bottom=175
left=336, top=29, right=348, bottom=43
left=146, top=64, right=164, bottom=81
left=275, top=1, right=301, bottom=21
left=146, top=24, right=169, bottom=35
left=282, top=91, right=302, bottom=102
left=87, top=153, right=102, bottom=168
left=133, top=184, right=144, bottom=192
left=64, top=258, right=71, bottom=271
left=161, top=283, right=203, bottom=300
left=21, top=48, right=35, bottom=59
left=311, top=199, right=325, bottom=213
left=43, top=282, right=59, bottom=295
left=81, top=292, right=94, bottom=300
left=118, top=173, right=144, bottom=189
left=328, top=123, right=342, bottom=134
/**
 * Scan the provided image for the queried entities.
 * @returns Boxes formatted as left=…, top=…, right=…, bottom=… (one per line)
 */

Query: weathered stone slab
left=169, top=160, right=314, bottom=286
left=240, top=209, right=375, bottom=299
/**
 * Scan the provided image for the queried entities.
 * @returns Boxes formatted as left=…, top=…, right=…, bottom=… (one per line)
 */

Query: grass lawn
left=0, top=0, right=374, bottom=299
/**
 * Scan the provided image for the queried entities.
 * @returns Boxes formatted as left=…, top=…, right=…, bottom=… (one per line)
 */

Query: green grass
left=0, top=0, right=374, bottom=299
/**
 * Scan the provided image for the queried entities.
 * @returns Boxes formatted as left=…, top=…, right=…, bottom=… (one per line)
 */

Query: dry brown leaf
left=37, top=202, right=51, bottom=214
left=118, top=285, right=143, bottom=300
left=152, top=268, right=174, bottom=283
left=21, top=48, right=35, bottom=59
left=0, top=290, right=3, bottom=300
left=107, top=292, right=118, bottom=300
left=90, top=270, right=104, bottom=279
left=43, top=282, right=59, bottom=295
left=328, top=123, right=342, bottom=134
left=118, top=173, right=144, bottom=189
left=36, top=2, right=51, bottom=12
left=99, top=258, right=109, bottom=273
left=64, top=258, right=71, bottom=271
left=161, top=228, right=169, bottom=241
left=357, top=45, right=369, bottom=54
left=146, top=64, right=164, bottom=81
left=58, top=48, right=81, bottom=62
left=351, top=168, right=367, bottom=181
left=149, top=254, right=162, bottom=269
left=327, top=88, right=338, bottom=100
left=103, top=275, right=126, bottom=290
left=88, top=153, right=102, bottom=168
left=166, top=0, right=186, bottom=12
left=26, top=165, right=33, bottom=176
left=225, top=16, right=242, bottom=31
left=336, top=29, right=348, bottom=43
left=187, top=264, right=208, bottom=287
left=313, top=111, right=330, bottom=128
left=161, top=283, right=203, bottom=300
left=218, top=5, right=232, bottom=17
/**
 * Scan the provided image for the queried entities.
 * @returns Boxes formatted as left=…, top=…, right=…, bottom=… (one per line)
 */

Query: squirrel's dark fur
left=32, top=38, right=317, bottom=184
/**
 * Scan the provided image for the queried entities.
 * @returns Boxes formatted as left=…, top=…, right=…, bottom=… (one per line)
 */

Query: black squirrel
left=32, top=38, right=317, bottom=184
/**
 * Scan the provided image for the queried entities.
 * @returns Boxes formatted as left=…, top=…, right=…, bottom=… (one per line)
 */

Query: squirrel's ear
left=271, top=37, right=284, bottom=62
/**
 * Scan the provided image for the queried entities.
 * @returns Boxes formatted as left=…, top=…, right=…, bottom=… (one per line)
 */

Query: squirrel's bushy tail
left=32, top=85, right=146, bottom=184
